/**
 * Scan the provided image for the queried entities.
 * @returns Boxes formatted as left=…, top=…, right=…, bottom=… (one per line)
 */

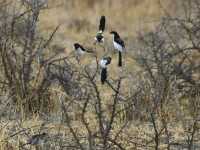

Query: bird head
left=109, top=31, right=121, bottom=39
left=74, top=43, right=80, bottom=49
left=109, top=31, right=118, bottom=35
left=100, top=56, right=112, bottom=68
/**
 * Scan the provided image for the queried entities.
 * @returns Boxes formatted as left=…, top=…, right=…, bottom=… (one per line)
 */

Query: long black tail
left=99, top=16, right=106, bottom=32
left=101, top=68, right=107, bottom=84
left=118, top=51, right=122, bottom=67
left=85, top=50, right=95, bottom=53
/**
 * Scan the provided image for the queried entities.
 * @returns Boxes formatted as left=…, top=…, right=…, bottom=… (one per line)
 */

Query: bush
left=0, top=0, right=199, bottom=149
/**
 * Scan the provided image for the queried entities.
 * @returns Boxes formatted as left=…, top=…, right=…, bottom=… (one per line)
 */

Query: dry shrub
left=0, top=0, right=200, bottom=149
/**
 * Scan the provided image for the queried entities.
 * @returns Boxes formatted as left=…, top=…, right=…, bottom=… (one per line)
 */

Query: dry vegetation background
left=0, top=0, right=200, bottom=149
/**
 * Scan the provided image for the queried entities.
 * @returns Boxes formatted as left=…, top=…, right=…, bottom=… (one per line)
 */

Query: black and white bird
left=21, top=133, right=48, bottom=147
left=109, top=31, right=125, bottom=67
left=73, top=43, right=93, bottom=61
left=94, top=15, right=106, bottom=51
left=100, top=56, right=112, bottom=84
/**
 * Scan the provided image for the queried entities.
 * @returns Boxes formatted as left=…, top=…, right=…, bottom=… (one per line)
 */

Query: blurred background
left=38, top=0, right=182, bottom=50
left=1, top=0, right=199, bottom=149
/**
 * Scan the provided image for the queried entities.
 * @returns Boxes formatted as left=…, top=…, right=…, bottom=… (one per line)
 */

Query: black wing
left=115, top=38, right=125, bottom=48
left=77, top=43, right=86, bottom=51
left=104, top=57, right=112, bottom=65
left=99, top=16, right=106, bottom=32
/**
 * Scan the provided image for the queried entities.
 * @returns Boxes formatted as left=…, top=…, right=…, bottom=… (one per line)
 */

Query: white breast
left=101, top=38, right=104, bottom=45
left=94, top=37, right=98, bottom=44
left=100, top=59, right=107, bottom=68
left=75, top=47, right=84, bottom=56
left=113, top=41, right=123, bottom=52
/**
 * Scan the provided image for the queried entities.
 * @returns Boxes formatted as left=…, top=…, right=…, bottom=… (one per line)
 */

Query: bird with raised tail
left=94, top=15, right=106, bottom=51
left=100, top=56, right=112, bottom=84
left=109, top=31, right=125, bottom=67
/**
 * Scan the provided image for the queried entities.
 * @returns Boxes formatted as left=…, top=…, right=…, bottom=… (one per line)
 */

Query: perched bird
left=73, top=43, right=93, bottom=61
left=100, top=56, right=112, bottom=84
left=21, top=133, right=48, bottom=147
left=109, top=31, right=125, bottom=67
left=94, top=15, right=106, bottom=51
